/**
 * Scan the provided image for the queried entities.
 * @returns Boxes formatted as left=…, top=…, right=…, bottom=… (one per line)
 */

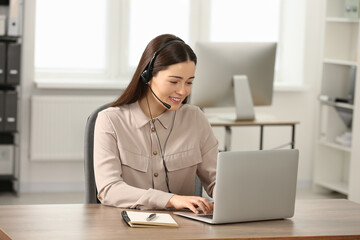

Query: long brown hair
left=110, top=34, right=197, bottom=107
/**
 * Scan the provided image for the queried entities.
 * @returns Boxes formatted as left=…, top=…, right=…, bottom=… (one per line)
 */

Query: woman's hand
left=166, top=195, right=213, bottom=214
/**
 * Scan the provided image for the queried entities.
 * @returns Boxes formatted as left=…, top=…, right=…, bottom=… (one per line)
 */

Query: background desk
left=0, top=199, right=359, bottom=240
left=207, top=114, right=299, bottom=151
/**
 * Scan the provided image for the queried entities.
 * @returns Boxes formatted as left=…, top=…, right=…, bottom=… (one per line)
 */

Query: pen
left=146, top=213, right=157, bottom=221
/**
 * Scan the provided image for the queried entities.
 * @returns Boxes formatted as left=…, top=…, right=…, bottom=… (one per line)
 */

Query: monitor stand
left=218, top=75, right=255, bottom=122
left=234, top=75, right=255, bottom=121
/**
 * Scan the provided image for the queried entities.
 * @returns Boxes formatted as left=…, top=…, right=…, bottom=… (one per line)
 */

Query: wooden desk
left=207, top=114, right=299, bottom=151
left=0, top=199, right=359, bottom=240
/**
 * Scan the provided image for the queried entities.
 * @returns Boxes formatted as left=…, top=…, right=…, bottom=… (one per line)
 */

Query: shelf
left=0, top=130, right=20, bottom=134
left=0, top=36, right=20, bottom=42
left=315, top=180, right=349, bottom=195
left=323, top=58, right=357, bottom=66
left=319, top=98, right=354, bottom=110
left=326, top=17, right=359, bottom=23
left=316, top=0, right=360, bottom=203
left=0, top=175, right=16, bottom=180
left=0, top=0, right=22, bottom=196
left=319, top=140, right=351, bottom=152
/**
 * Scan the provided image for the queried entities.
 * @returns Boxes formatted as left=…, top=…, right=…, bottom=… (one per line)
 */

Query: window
left=209, top=0, right=280, bottom=42
left=35, top=0, right=107, bottom=77
left=128, top=0, right=190, bottom=68
left=33, top=0, right=305, bottom=89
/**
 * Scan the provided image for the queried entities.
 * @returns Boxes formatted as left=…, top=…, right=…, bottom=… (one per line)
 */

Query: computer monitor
left=190, top=42, right=277, bottom=121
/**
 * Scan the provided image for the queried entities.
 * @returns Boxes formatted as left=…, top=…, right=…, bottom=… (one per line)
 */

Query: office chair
left=84, top=102, right=110, bottom=203
left=84, top=103, right=203, bottom=204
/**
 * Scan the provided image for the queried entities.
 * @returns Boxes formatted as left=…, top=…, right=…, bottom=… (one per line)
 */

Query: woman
left=94, top=34, right=218, bottom=214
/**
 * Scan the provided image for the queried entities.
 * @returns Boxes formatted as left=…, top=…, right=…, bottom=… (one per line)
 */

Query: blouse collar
left=130, top=101, right=177, bottom=129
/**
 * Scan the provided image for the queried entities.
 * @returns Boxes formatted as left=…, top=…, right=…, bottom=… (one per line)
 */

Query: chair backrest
left=194, top=173, right=203, bottom=197
left=84, top=103, right=203, bottom=204
left=84, top=103, right=110, bottom=204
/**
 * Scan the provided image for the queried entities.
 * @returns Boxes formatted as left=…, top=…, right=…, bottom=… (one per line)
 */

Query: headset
left=141, top=39, right=184, bottom=110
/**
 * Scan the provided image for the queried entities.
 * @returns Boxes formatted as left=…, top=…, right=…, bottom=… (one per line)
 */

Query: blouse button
left=152, top=119, right=156, bottom=123
left=151, top=127, right=156, bottom=132
left=153, top=151, right=158, bottom=156
left=154, top=173, right=159, bottom=177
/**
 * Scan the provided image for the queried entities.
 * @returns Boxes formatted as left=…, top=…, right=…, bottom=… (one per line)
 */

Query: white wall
left=19, top=0, right=121, bottom=192
left=18, top=0, right=324, bottom=193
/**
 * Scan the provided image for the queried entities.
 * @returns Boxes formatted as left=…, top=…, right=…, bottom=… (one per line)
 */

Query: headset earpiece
left=141, top=69, right=151, bottom=84
left=140, top=39, right=184, bottom=84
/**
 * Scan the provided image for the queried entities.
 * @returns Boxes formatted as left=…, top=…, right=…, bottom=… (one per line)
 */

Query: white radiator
left=30, top=95, right=117, bottom=161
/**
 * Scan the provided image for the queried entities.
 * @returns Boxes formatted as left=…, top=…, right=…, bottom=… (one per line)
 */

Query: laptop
left=174, top=149, right=299, bottom=224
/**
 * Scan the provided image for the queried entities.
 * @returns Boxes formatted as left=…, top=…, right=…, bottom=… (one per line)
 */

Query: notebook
left=121, top=210, right=178, bottom=228
left=174, top=149, right=299, bottom=224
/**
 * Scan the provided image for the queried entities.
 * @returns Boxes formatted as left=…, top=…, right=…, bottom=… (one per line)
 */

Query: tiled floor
left=0, top=188, right=347, bottom=205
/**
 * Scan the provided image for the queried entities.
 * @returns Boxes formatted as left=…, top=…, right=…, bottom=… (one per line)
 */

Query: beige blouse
left=94, top=101, right=218, bottom=210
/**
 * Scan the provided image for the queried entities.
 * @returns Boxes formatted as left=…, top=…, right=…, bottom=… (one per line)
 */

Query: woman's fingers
left=189, top=197, right=213, bottom=214
left=166, top=195, right=214, bottom=214
left=202, top=198, right=214, bottom=212
left=186, top=202, right=199, bottom=214
left=193, top=198, right=209, bottom=214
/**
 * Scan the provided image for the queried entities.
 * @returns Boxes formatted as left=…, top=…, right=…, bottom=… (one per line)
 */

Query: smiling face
left=145, top=61, right=195, bottom=115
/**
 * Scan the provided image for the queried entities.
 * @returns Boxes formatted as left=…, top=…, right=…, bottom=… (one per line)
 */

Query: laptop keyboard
left=196, top=214, right=213, bottom=219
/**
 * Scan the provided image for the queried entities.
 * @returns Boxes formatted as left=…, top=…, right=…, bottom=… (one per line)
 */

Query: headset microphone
left=146, top=83, right=171, bottom=109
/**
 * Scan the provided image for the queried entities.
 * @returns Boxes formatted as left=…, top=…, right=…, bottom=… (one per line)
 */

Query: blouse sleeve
left=195, top=108, right=218, bottom=198
left=93, top=111, right=174, bottom=209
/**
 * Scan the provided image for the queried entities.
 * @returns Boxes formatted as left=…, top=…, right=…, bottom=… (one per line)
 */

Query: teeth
left=171, top=97, right=181, bottom=101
